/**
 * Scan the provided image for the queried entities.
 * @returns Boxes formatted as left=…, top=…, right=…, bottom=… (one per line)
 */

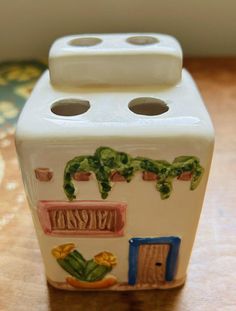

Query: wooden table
left=0, top=58, right=236, bottom=311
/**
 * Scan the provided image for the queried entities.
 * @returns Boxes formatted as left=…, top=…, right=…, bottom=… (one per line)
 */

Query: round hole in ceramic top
left=69, top=37, right=102, bottom=47
left=126, top=36, right=159, bottom=46
left=128, top=97, right=169, bottom=116
left=51, top=99, right=90, bottom=116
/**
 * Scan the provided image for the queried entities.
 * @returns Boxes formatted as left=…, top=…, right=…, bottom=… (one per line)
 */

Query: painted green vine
left=63, top=146, right=204, bottom=201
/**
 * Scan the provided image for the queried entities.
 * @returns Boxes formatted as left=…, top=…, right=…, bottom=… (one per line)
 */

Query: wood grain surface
left=1, top=58, right=236, bottom=311
left=137, top=244, right=170, bottom=284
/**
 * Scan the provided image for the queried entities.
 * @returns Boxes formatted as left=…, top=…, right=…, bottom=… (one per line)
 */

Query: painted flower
left=51, top=243, right=75, bottom=259
left=14, top=82, right=35, bottom=99
left=94, top=251, right=117, bottom=267
left=0, top=101, right=19, bottom=125
left=4, top=65, right=41, bottom=82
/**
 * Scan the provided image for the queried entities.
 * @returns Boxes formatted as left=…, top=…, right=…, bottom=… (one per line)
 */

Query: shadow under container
left=15, top=33, right=214, bottom=291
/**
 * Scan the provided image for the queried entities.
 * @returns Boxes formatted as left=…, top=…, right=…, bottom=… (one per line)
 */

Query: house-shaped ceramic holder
left=16, top=34, right=214, bottom=290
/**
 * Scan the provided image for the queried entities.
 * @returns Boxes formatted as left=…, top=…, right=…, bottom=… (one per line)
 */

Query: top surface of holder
left=49, top=33, right=182, bottom=87
left=15, top=69, right=214, bottom=142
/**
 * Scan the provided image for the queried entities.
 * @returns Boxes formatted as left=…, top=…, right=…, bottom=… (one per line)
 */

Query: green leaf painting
left=52, top=244, right=117, bottom=288
left=64, top=146, right=204, bottom=201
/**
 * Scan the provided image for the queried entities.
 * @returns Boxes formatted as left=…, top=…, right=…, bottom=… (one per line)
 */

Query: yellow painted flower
left=5, top=65, right=41, bottom=82
left=94, top=251, right=117, bottom=267
left=0, top=101, right=19, bottom=124
left=51, top=243, right=75, bottom=259
left=14, top=82, right=35, bottom=99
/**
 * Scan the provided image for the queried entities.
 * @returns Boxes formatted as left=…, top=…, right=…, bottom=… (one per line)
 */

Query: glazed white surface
left=15, top=34, right=214, bottom=288
left=17, top=137, right=213, bottom=283
left=49, top=33, right=182, bottom=86
left=15, top=69, right=214, bottom=142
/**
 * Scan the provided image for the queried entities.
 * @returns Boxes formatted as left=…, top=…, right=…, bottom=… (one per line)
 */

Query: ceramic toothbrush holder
left=16, top=33, right=214, bottom=291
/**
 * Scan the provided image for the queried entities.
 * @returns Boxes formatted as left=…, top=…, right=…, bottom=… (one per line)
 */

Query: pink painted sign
left=37, top=200, right=126, bottom=237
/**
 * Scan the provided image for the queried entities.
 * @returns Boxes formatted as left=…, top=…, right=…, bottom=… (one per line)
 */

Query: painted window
left=37, top=200, right=126, bottom=237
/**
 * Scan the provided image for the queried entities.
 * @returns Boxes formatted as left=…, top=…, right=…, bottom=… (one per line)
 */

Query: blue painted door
left=128, top=237, right=181, bottom=285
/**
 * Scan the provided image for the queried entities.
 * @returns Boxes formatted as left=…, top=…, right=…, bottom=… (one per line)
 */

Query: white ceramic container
left=15, top=33, right=214, bottom=291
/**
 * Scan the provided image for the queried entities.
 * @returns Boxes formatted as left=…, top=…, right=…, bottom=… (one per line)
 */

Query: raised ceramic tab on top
left=49, top=33, right=182, bottom=87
